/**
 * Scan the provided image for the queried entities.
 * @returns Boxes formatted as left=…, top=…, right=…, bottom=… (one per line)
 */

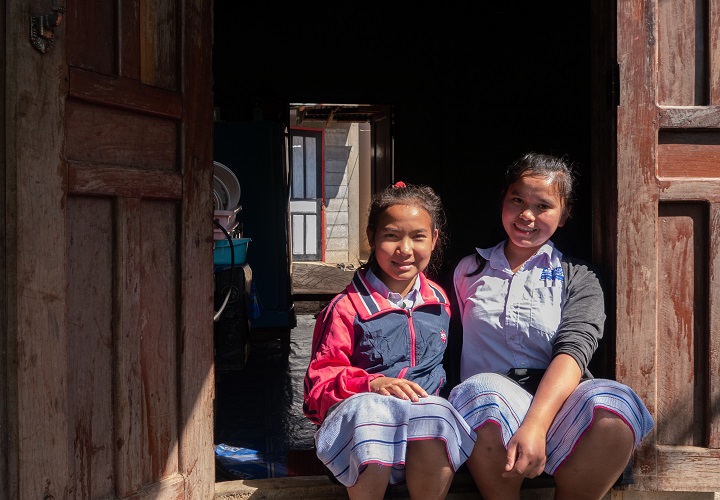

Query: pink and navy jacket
left=303, top=268, right=451, bottom=425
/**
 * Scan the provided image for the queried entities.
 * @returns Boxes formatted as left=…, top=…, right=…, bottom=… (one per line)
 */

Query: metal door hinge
left=30, top=0, right=66, bottom=54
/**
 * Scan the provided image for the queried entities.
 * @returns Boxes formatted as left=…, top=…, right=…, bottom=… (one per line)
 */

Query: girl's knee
left=586, top=409, right=636, bottom=452
left=408, top=438, right=451, bottom=461
left=475, top=421, right=504, bottom=442
left=593, top=409, right=634, bottom=434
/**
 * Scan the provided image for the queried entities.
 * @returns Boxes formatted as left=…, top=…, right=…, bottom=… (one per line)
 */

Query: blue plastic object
left=214, top=237, right=251, bottom=266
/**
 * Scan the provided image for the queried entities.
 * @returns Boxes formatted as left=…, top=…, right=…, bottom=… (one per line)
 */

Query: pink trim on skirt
left=314, top=393, right=477, bottom=487
left=448, top=373, right=653, bottom=474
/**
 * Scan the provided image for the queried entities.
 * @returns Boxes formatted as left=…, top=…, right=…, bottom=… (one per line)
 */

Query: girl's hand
left=501, top=354, right=580, bottom=479
left=369, top=377, right=428, bottom=402
left=502, top=422, right=547, bottom=479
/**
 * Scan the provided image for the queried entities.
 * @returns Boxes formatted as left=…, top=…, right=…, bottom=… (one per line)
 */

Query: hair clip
left=392, top=181, right=406, bottom=189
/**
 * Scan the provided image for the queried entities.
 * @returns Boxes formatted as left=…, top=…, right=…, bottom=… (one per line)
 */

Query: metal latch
left=30, top=0, right=66, bottom=54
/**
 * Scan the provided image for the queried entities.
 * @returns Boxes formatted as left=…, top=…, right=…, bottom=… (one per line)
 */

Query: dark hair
left=364, top=182, right=448, bottom=278
left=502, top=152, right=577, bottom=215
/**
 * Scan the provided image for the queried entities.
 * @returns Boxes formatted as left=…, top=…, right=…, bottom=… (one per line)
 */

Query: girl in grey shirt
left=447, top=152, right=653, bottom=500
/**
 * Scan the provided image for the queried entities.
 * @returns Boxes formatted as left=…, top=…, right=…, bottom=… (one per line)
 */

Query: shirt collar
left=478, top=240, right=556, bottom=272
left=365, top=266, right=422, bottom=309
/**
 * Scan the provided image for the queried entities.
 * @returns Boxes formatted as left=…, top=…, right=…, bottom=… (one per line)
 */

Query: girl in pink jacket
left=303, top=182, right=475, bottom=499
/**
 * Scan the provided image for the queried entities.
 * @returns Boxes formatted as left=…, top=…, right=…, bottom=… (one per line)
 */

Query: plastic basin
left=214, top=237, right=251, bottom=266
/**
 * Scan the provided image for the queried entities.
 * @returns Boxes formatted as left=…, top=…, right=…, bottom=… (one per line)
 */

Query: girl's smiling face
left=501, top=173, right=569, bottom=265
left=368, top=203, right=438, bottom=296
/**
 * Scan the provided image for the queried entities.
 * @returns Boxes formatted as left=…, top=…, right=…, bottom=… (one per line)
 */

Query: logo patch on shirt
left=440, top=330, right=447, bottom=344
left=540, top=266, right=564, bottom=283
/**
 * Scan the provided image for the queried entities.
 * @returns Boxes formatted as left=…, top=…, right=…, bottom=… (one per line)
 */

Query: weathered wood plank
left=66, top=100, right=178, bottom=171
left=68, top=197, right=115, bottom=497
left=657, top=0, right=696, bottom=105
left=140, top=200, right=179, bottom=481
left=66, top=1, right=116, bottom=75
left=659, top=106, right=720, bottom=128
left=710, top=2, right=720, bottom=103
left=69, top=67, right=182, bottom=119
left=178, top=0, right=216, bottom=496
left=709, top=204, right=720, bottom=449
left=130, top=473, right=185, bottom=498
left=657, top=205, right=705, bottom=447
left=120, top=0, right=141, bottom=81
left=7, top=0, right=71, bottom=495
left=654, top=446, right=720, bottom=491
left=658, top=179, right=720, bottom=202
left=616, top=0, right=659, bottom=487
left=115, top=197, right=146, bottom=496
left=68, top=162, right=182, bottom=200
left=657, top=133, right=720, bottom=178
left=139, top=0, right=179, bottom=90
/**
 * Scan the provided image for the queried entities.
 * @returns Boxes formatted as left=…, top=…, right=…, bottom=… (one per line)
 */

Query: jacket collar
left=346, top=268, right=447, bottom=320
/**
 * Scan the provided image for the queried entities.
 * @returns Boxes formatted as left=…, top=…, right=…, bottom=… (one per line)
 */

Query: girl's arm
left=552, top=260, right=605, bottom=376
left=504, top=260, right=604, bottom=477
left=503, top=353, right=581, bottom=477
left=302, top=304, right=382, bottom=425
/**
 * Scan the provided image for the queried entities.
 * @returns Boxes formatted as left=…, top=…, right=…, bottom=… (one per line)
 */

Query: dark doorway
left=211, top=2, right=595, bottom=481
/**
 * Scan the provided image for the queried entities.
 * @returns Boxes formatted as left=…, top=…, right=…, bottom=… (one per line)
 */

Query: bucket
left=214, top=237, right=251, bottom=266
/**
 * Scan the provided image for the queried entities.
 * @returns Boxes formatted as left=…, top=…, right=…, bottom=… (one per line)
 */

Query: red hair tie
left=392, top=181, right=406, bottom=188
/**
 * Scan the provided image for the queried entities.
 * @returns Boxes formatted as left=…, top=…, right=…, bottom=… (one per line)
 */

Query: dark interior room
left=210, top=3, right=596, bottom=482
left=211, top=4, right=594, bottom=269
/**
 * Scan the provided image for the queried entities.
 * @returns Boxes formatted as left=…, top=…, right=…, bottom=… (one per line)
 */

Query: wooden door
left=4, top=0, right=214, bottom=498
left=612, top=0, right=720, bottom=492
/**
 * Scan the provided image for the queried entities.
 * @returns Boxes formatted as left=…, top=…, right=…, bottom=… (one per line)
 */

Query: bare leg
left=465, top=423, right=523, bottom=500
left=553, top=409, right=634, bottom=500
left=347, top=464, right=391, bottom=500
left=405, top=439, right=454, bottom=500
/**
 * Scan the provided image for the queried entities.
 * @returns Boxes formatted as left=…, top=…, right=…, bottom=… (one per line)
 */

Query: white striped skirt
left=448, top=373, right=654, bottom=474
left=314, top=392, right=477, bottom=487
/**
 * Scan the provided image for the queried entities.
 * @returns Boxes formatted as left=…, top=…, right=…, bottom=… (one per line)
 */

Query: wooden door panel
left=657, top=0, right=696, bottom=105
left=618, top=0, right=720, bottom=491
left=68, top=197, right=115, bottom=498
left=138, top=1, right=179, bottom=89
left=713, top=4, right=720, bottom=101
left=5, top=0, right=214, bottom=497
left=67, top=198, right=184, bottom=496
left=657, top=204, right=706, bottom=447
left=114, top=200, right=147, bottom=496
left=658, top=131, right=720, bottom=177
left=65, top=100, right=179, bottom=170
left=710, top=204, right=720, bottom=450
left=66, top=2, right=117, bottom=74
left=67, top=0, right=179, bottom=89
left=65, top=3, right=185, bottom=489
left=68, top=197, right=185, bottom=495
